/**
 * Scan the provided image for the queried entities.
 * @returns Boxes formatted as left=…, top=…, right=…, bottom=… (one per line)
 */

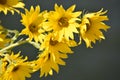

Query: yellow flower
left=0, top=25, right=10, bottom=49
left=0, top=52, right=22, bottom=74
left=35, top=50, right=69, bottom=77
left=0, top=52, right=33, bottom=80
left=79, top=9, right=110, bottom=48
left=45, top=4, right=81, bottom=41
left=20, top=6, right=47, bottom=42
left=2, top=62, right=32, bottom=80
left=0, top=0, right=25, bottom=15
left=40, top=33, right=73, bottom=53
left=34, top=33, right=73, bottom=77
left=0, top=34, right=10, bottom=48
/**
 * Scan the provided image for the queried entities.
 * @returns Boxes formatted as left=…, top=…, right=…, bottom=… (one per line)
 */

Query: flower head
left=45, top=4, right=81, bottom=41
left=79, top=9, right=110, bottom=48
left=0, top=0, right=25, bottom=15
left=0, top=25, right=10, bottom=49
left=0, top=34, right=10, bottom=48
left=20, top=6, right=47, bottom=42
left=40, top=33, right=73, bottom=54
left=34, top=50, right=68, bottom=77
left=34, top=33, right=73, bottom=77
left=0, top=52, right=33, bottom=80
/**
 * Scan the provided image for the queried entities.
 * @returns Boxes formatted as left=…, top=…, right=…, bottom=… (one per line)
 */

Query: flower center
left=86, top=18, right=91, bottom=31
left=86, top=23, right=90, bottom=31
left=12, top=65, right=19, bottom=72
left=50, top=39, right=58, bottom=46
left=29, top=24, right=38, bottom=33
left=0, top=0, right=7, bottom=5
left=58, top=17, right=69, bottom=27
left=48, top=53, right=50, bottom=59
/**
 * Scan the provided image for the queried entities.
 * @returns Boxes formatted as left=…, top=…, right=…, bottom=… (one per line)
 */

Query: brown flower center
left=86, top=18, right=91, bottom=31
left=58, top=17, right=69, bottom=27
left=48, top=53, right=51, bottom=59
left=86, top=23, right=90, bottom=31
left=0, top=0, right=7, bottom=5
left=29, top=24, right=38, bottom=33
left=12, top=65, right=19, bottom=72
left=50, top=38, right=58, bottom=46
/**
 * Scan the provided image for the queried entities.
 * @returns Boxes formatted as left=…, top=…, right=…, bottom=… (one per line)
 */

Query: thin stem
left=0, top=40, right=28, bottom=53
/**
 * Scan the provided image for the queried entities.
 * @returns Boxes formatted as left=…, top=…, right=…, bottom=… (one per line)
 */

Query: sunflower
left=44, top=4, right=81, bottom=42
left=34, top=33, right=73, bottom=77
left=0, top=34, right=10, bottom=49
left=0, top=52, right=33, bottom=80
left=20, top=6, right=47, bottom=42
left=0, top=25, right=10, bottom=49
left=35, top=50, right=68, bottom=77
left=79, top=9, right=110, bottom=48
left=0, top=0, right=25, bottom=15
left=40, top=33, right=73, bottom=53
left=2, top=62, right=32, bottom=80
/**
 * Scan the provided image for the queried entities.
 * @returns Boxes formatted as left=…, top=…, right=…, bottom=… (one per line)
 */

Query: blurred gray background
left=0, top=0, right=119, bottom=80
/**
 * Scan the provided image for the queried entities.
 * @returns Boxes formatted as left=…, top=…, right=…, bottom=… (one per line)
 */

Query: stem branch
left=0, top=40, right=28, bottom=53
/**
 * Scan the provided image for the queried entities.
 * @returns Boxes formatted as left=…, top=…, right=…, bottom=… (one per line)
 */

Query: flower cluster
left=0, top=0, right=110, bottom=80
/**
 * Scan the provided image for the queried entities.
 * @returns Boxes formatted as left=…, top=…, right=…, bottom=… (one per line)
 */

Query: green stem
left=0, top=40, right=28, bottom=53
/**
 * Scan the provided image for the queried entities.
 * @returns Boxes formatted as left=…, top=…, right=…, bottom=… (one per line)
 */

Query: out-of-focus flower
left=0, top=25, right=10, bottom=49
left=0, top=52, right=33, bottom=80
left=79, top=9, right=110, bottom=48
left=20, top=6, right=47, bottom=42
left=44, top=4, right=81, bottom=42
left=0, top=0, right=25, bottom=15
left=0, top=34, right=10, bottom=48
